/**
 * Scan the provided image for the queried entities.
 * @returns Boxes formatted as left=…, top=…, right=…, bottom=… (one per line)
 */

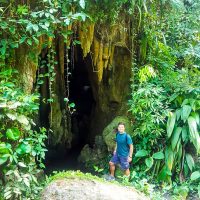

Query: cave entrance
left=67, top=45, right=95, bottom=155
left=53, top=44, right=95, bottom=172
left=44, top=45, right=95, bottom=174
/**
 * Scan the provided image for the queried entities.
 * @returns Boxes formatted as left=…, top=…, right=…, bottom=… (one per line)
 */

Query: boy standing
left=108, top=122, right=133, bottom=180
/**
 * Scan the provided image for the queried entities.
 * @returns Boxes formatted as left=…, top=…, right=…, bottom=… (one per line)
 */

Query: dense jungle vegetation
left=0, top=0, right=199, bottom=199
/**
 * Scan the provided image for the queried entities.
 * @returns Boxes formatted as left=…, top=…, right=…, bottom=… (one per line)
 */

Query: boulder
left=78, top=135, right=107, bottom=164
left=78, top=144, right=93, bottom=163
left=41, top=172, right=149, bottom=200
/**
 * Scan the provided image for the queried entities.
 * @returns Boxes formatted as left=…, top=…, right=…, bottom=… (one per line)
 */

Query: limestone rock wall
left=79, top=17, right=132, bottom=140
left=11, top=14, right=133, bottom=148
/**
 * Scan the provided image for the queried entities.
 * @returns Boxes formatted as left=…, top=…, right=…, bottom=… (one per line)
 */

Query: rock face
left=78, top=135, right=107, bottom=164
left=41, top=178, right=149, bottom=200
left=11, top=17, right=133, bottom=150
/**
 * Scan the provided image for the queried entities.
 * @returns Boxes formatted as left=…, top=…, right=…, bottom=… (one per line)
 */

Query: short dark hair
left=118, top=122, right=125, bottom=127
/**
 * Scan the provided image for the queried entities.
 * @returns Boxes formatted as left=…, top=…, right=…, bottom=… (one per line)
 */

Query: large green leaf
left=135, top=149, right=148, bottom=157
left=181, top=126, right=188, bottom=142
left=0, top=155, right=9, bottom=165
left=145, top=157, right=154, bottom=169
left=177, top=143, right=182, bottom=162
left=188, top=116, right=198, bottom=139
left=188, top=116, right=200, bottom=152
left=17, top=115, right=29, bottom=125
left=176, top=109, right=181, bottom=121
left=185, top=153, right=194, bottom=171
left=7, top=101, right=21, bottom=109
left=16, top=143, right=31, bottom=155
left=171, top=127, right=182, bottom=150
left=6, top=128, right=20, bottom=141
left=184, top=162, right=189, bottom=177
left=0, top=143, right=10, bottom=154
left=79, top=0, right=85, bottom=9
left=181, top=105, right=192, bottom=122
left=190, top=171, right=200, bottom=181
left=165, top=147, right=174, bottom=170
left=191, top=112, right=199, bottom=126
left=157, top=165, right=171, bottom=182
left=167, top=112, right=176, bottom=138
left=6, top=113, right=17, bottom=120
left=176, top=138, right=181, bottom=153
left=152, top=151, right=164, bottom=159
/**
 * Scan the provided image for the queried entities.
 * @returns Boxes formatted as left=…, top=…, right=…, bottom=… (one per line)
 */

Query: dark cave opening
left=44, top=45, right=95, bottom=174
left=67, top=45, right=95, bottom=156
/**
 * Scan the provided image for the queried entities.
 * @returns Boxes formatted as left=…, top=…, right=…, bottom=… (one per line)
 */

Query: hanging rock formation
left=12, top=14, right=133, bottom=150
left=78, top=17, right=132, bottom=141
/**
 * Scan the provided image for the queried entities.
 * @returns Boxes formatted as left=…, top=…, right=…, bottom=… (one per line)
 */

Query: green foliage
left=128, top=1, right=200, bottom=197
left=0, top=0, right=88, bottom=51
left=135, top=150, right=148, bottom=158
left=0, top=0, right=88, bottom=119
left=48, top=170, right=104, bottom=183
left=191, top=171, right=200, bottom=181
left=0, top=69, right=47, bottom=199
left=129, top=82, right=169, bottom=138
left=86, top=0, right=130, bottom=23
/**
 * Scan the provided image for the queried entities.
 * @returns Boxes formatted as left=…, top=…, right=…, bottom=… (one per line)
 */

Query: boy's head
left=118, top=122, right=125, bottom=133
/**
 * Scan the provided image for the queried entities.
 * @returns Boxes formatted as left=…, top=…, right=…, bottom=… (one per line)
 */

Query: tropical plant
left=158, top=79, right=200, bottom=182
left=129, top=0, right=200, bottom=188
left=0, top=69, right=47, bottom=199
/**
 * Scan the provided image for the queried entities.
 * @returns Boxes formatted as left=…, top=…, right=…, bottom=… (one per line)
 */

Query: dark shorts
left=110, top=154, right=129, bottom=170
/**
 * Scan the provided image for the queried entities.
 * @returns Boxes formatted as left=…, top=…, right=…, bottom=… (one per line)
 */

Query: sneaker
left=105, top=174, right=115, bottom=181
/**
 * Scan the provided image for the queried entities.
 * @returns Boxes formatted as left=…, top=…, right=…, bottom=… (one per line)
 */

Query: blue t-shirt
left=116, top=132, right=133, bottom=157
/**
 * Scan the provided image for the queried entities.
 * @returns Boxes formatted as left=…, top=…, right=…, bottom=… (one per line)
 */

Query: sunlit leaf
left=16, top=143, right=31, bottom=154
left=171, top=127, right=182, bottom=150
left=69, top=102, right=75, bottom=108
left=181, top=105, right=192, bottom=122
left=191, top=171, right=200, bottom=181
left=188, top=116, right=200, bottom=152
left=18, top=162, right=27, bottom=168
left=186, top=153, right=194, bottom=171
left=0, top=156, right=8, bottom=165
left=6, top=113, right=17, bottom=120
left=157, top=165, right=171, bottom=182
left=79, top=0, right=85, bottom=9
left=152, top=151, right=164, bottom=159
left=6, top=128, right=20, bottom=141
left=8, top=102, right=21, bottom=109
left=176, top=109, right=181, bottom=121
left=145, top=157, right=153, bottom=169
left=181, top=126, right=188, bottom=142
left=17, top=115, right=29, bottom=125
left=191, top=112, right=199, bottom=126
left=135, top=149, right=148, bottom=157
left=165, top=147, right=174, bottom=170
left=167, top=112, right=176, bottom=138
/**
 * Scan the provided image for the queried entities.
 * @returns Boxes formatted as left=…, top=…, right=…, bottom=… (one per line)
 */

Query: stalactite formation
left=9, top=15, right=132, bottom=150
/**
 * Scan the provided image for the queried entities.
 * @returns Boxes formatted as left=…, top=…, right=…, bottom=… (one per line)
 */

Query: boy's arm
left=113, top=143, right=117, bottom=155
left=129, top=144, right=133, bottom=158
left=128, top=144, right=133, bottom=162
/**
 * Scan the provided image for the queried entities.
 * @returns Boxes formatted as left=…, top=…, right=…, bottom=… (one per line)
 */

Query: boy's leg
left=124, top=168, right=130, bottom=176
left=109, top=154, right=120, bottom=177
left=120, top=156, right=130, bottom=176
left=109, top=161, right=115, bottom=177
